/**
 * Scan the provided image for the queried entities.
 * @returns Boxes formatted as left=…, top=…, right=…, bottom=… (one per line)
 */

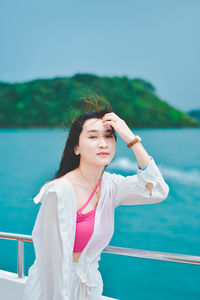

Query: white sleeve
left=110, top=156, right=169, bottom=208
left=32, top=191, right=68, bottom=300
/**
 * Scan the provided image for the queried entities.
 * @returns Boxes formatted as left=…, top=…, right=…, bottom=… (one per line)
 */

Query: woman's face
left=75, top=118, right=116, bottom=167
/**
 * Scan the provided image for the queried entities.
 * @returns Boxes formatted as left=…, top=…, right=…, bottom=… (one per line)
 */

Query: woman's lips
left=97, top=153, right=110, bottom=157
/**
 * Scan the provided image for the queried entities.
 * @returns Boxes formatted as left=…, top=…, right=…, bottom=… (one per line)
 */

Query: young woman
left=23, top=108, right=169, bottom=300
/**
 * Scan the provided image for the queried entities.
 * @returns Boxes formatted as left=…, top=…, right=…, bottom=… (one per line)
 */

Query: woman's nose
left=98, top=137, right=108, bottom=147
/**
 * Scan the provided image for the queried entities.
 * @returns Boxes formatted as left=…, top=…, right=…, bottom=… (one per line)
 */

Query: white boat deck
left=0, top=269, right=118, bottom=300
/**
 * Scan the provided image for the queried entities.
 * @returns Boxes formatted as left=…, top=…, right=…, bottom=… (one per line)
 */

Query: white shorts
left=71, top=261, right=103, bottom=300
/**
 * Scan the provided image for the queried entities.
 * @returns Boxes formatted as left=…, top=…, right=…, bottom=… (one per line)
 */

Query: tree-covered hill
left=0, top=73, right=198, bottom=128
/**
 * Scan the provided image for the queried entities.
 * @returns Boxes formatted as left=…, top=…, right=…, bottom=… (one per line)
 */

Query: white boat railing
left=0, top=231, right=200, bottom=279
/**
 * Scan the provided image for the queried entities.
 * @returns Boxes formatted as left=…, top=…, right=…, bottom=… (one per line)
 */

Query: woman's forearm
left=127, top=133, right=152, bottom=169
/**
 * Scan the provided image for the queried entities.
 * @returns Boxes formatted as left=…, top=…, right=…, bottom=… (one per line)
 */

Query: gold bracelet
left=127, top=135, right=142, bottom=148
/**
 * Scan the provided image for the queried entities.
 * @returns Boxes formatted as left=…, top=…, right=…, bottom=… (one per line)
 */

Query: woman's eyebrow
left=86, top=129, right=113, bottom=134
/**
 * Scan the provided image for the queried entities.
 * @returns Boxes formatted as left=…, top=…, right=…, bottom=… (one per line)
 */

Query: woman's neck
left=76, top=163, right=104, bottom=187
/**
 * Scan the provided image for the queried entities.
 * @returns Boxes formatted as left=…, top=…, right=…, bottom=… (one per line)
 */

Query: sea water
left=0, top=128, right=200, bottom=300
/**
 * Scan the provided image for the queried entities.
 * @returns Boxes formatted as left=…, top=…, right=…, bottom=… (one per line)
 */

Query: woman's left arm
left=102, top=113, right=169, bottom=207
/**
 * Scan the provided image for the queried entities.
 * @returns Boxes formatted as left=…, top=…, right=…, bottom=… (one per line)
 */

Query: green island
left=0, top=73, right=199, bottom=128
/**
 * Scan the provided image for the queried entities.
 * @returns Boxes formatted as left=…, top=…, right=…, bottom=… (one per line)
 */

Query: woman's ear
left=74, top=145, right=79, bottom=155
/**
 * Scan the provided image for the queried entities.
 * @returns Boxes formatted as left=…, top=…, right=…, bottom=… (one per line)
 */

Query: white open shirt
left=23, top=156, right=169, bottom=300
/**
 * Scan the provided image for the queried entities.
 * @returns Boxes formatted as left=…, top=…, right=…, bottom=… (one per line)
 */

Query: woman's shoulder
left=104, top=170, right=125, bottom=182
left=33, top=175, right=75, bottom=204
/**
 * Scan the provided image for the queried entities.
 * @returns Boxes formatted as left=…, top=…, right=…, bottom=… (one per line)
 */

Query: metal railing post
left=17, top=239, right=24, bottom=278
left=0, top=232, right=32, bottom=278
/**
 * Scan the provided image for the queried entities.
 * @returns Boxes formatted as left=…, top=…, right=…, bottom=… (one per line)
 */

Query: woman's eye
left=89, top=135, right=113, bottom=139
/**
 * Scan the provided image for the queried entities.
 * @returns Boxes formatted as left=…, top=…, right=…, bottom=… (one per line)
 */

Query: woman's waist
left=73, top=251, right=82, bottom=262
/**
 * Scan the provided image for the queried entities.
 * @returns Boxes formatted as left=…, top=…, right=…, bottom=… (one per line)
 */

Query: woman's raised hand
left=102, top=112, right=135, bottom=144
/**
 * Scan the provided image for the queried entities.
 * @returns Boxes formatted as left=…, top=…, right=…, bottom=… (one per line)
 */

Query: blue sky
left=1, top=0, right=200, bottom=112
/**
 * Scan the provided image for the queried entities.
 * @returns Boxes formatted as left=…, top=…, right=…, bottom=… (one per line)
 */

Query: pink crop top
left=73, top=177, right=102, bottom=253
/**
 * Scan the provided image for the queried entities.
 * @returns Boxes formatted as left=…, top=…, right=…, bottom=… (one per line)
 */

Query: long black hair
left=37, top=99, right=117, bottom=192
